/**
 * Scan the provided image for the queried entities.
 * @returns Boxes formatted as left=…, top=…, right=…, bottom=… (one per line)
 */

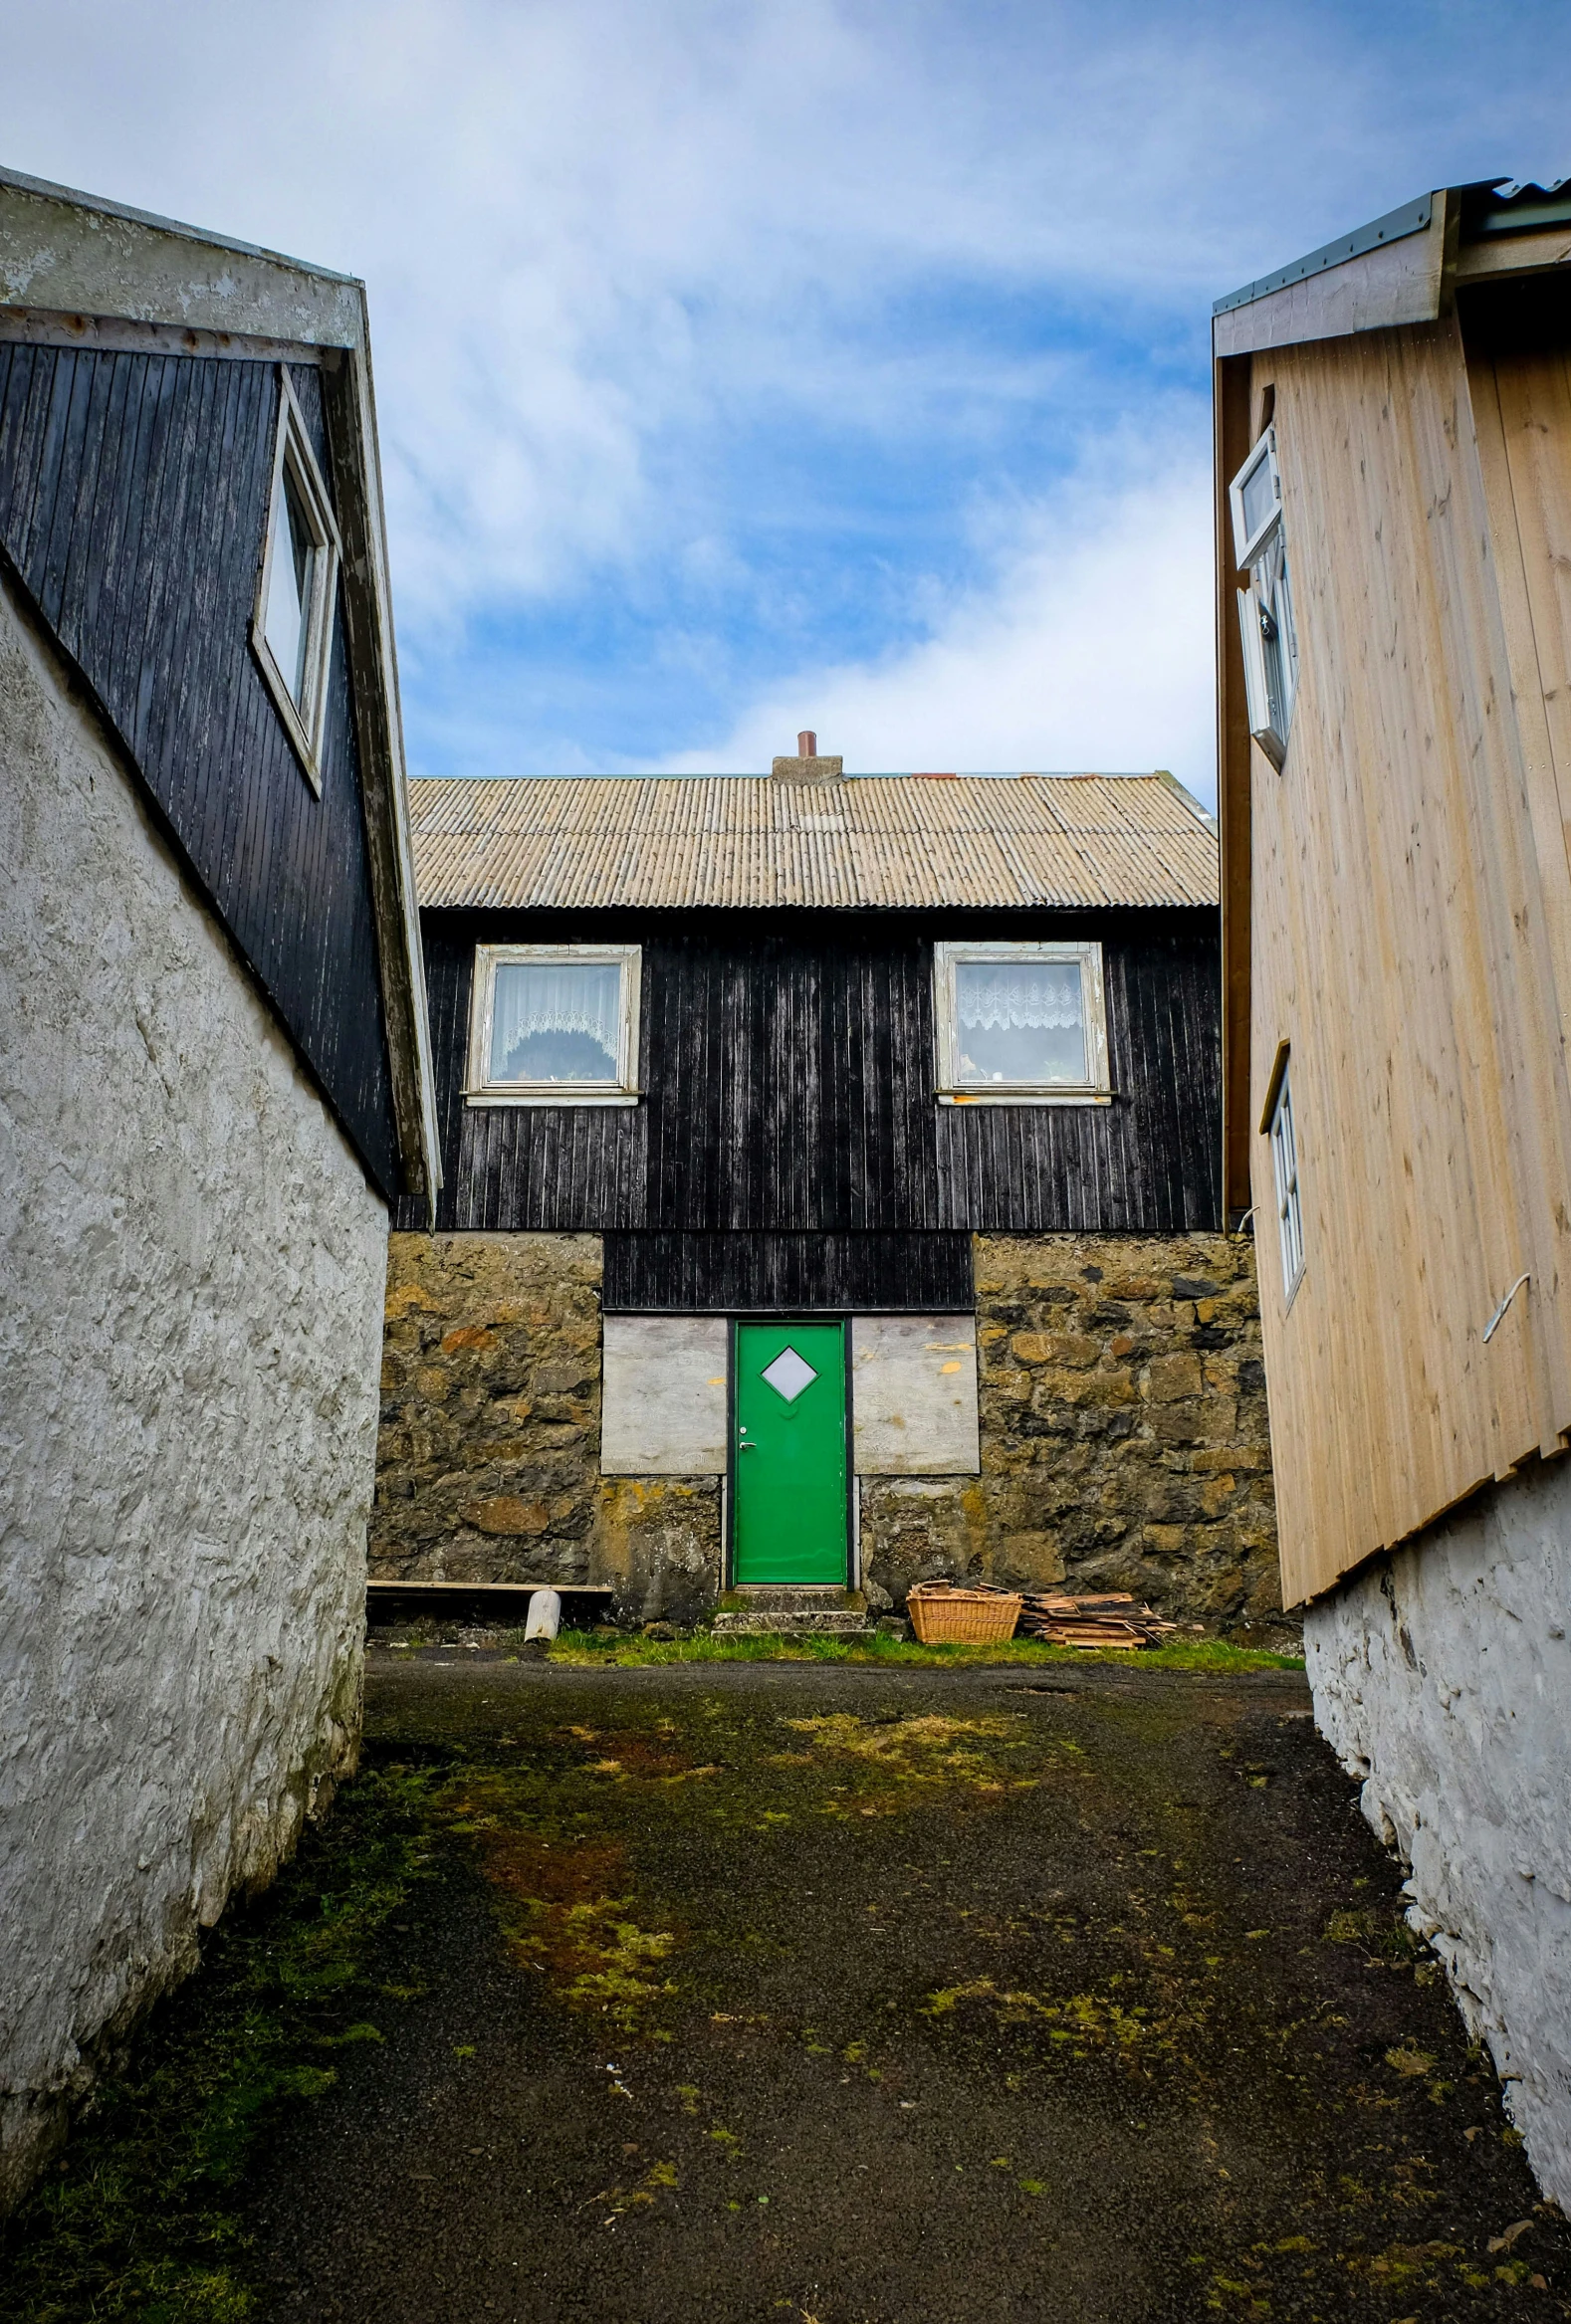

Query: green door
left=733, top=1320, right=849, bottom=1585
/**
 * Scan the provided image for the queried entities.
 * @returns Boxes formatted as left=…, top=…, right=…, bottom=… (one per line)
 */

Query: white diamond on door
left=761, top=1346, right=817, bottom=1402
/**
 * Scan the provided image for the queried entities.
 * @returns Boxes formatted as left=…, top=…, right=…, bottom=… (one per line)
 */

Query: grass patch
left=537, top=1627, right=1303, bottom=1673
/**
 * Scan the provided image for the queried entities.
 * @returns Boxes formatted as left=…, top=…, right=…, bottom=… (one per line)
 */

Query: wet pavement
left=234, top=1653, right=1569, bottom=2323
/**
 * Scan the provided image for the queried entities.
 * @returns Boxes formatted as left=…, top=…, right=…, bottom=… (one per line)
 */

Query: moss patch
left=0, top=1765, right=443, bottom=2323
left=531, top=1625, right=1304, bottom=1671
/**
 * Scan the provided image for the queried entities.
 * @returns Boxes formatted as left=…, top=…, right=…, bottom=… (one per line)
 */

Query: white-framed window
left=933, top=939, right=1111, bottom=1106
left=251, top=366, right=341, bottom=791
left=1230, top=425, right=1299, bottom=770
left=465, top=943, right=642, bottom=1108
left=1264, top=1051, right=1305, bottom=1302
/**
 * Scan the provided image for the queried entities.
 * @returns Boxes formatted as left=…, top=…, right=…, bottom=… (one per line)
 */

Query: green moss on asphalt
left=10, top=1658, right=1556, bottom=2324
left=517, top=1625, right=1305, bottom=1672
left=0, top=1770, right=446, bottom=2323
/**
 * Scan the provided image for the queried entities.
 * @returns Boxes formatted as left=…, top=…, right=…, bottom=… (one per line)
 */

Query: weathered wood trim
left=931, top=937, right=1111, bottom=1105
left=0, top=307, right=331, bottom=365
left=323, top=350, right=441, bottom=1200
left=1216, top=352, right=1255, bottom=1225
left=0, top=166, right=363, bottom=345
left=464, top=940, right=642, bottom=1106
left=1454, top=227, right=1571, bottom=286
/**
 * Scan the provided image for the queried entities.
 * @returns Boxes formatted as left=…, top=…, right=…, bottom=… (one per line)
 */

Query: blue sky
left=4, top=0, right=1569, bottom=801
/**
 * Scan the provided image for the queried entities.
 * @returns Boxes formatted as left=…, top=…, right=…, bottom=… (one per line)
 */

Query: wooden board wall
left=1243, top=312, right=1571, bottom=1604
left=402, top=907, right=1223, bottom=1287
left=0, top=342, right=401, bottom=1197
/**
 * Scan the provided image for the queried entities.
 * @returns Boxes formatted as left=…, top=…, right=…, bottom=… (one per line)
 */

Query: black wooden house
left=374, top=754, right=1281, bottom=1632
left=1, top=167, right=438, bottom=2210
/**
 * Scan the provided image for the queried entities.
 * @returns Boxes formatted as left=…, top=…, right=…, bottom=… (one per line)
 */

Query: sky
left=3, top=1, right=1568, bottom=803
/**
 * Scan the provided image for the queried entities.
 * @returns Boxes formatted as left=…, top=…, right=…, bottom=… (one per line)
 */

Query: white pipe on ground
left=523, top=1587, right=561, bottom=1644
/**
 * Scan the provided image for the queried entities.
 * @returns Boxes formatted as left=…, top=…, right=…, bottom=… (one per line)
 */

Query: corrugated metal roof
left=408, top=773, right=1219, bottom=913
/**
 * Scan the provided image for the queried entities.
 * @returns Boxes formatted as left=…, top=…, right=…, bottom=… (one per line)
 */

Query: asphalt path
left=243, top=1654, right=1569, bottom=2323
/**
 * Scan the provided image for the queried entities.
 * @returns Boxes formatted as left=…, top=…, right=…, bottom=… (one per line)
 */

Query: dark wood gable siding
left=407, top=908, right=1221, bottom=1306
left=0, top=340, right=400, bottom=1197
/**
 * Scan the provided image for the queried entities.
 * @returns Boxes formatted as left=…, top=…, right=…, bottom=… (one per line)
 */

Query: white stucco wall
left=0, top=570, right=388, bottom=2207
left=1304, top=1454, right=1571, bottom=2208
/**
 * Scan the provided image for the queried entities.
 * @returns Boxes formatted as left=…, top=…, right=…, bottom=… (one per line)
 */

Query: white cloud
left=2, top=0, right=1566, bottom=786
left=6, top=0, right=1564, bottom=629
left=659, top=439, right=1217, bottom=800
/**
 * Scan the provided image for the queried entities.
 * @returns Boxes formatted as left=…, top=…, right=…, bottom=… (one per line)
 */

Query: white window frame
left=1262, top=1046, right=1305, bottom=1304
left=932, top=938, right=1111, bottom=1107
left=251, top=365, right=341, bottom=793
left=1230, top=425, right=1299, bottom=771
left=465, top=942, right=642, bottom=1108
left=1229, top=427, right=1283, bottom=570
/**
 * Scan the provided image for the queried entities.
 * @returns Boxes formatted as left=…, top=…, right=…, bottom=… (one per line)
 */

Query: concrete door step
left=713, top=1585, right=874, bottom=1639
left=713, top=1611, right=875, bottom=1636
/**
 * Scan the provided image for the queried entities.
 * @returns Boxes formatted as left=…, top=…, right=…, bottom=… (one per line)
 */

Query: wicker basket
left=906, top=1584, right=1023, bottom=1645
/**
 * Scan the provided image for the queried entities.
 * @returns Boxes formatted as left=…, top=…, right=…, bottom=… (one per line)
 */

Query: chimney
left=772, top=729, right=843, bottom=784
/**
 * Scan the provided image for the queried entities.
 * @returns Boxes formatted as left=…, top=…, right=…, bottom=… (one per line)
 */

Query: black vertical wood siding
left=405, top=907, right=1222, bottom=1303
left=0, top=341, right=400, bottom=1197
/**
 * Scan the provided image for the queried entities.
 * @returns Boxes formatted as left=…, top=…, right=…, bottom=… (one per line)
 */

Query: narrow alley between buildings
left=4, top=1649, right=1565, bottom=2324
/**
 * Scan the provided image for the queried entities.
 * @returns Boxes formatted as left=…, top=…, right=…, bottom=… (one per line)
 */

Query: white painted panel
left=601, top=1315, right=729, bottom=1474
left=850, top=1316, right=979, bottom=1475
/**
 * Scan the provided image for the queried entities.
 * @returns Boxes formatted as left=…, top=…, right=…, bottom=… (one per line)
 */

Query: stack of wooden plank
left=1014, top=1590, right=1179, bottom=1650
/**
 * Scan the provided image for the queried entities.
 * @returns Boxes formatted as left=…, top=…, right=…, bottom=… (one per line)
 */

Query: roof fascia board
left=324, top=350, right=442, bottom=1201
left=0, top=305, right=337, bottom=365
left=1213, top=194, right=1451, bottom=358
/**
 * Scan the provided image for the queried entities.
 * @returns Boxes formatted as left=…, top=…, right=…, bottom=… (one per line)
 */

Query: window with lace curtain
left=465, top=944, right=641, bottom=1106
left=932, top=940, right=1110, bottom=1105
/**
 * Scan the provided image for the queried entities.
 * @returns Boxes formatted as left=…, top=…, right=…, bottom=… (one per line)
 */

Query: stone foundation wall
left=373, top=1233, right=603, bottom=1585
left=375, top=1228, right=1281, bottom=1639
left=374, top=1234, right=720, bottom=1623
left=860, top=1232, right=1283, bottom=1637
left=597, top=1478, right=723, bottom=1626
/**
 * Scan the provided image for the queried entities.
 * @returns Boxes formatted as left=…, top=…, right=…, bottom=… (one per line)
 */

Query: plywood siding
left=1246, top=315, right=1571, bottom=1604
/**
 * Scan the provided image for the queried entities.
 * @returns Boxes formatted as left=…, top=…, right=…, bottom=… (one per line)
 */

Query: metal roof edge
left=1213, top=193, right=1442, bottom=317
left=1151, top=766, right=1218, bottom=835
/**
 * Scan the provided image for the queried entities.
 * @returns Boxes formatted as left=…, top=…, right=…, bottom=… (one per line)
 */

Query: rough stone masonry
left=373, top=1228, right=1281, bottom=1637
left=860, top=1231, right=1281, bottom=1634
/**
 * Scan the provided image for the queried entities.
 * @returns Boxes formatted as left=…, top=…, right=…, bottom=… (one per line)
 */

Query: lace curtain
left=956, top=958, right=1083, bottom=1033
left=490, top=960, right=622, bottom=1078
